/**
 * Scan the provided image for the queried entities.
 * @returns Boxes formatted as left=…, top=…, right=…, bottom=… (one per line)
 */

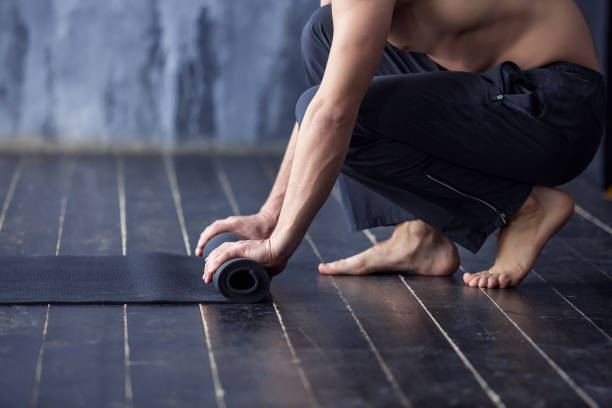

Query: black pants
left=295, top=5, right=606, bottom=253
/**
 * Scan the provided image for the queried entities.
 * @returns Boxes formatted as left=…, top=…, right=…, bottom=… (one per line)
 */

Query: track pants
left=295, top=5, right=606, bottom=253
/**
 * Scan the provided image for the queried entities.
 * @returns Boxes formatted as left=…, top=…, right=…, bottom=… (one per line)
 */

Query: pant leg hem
left=346, top=212, right=415, bottom=233
left=454, top=184, right=533, bottom=253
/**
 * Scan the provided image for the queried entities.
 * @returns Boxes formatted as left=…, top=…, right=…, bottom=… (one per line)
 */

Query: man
left=196, top=0, right=605, bottom=289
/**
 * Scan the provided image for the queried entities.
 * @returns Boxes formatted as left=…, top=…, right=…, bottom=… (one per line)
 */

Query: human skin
left=197, top=0, right=599, bottom=287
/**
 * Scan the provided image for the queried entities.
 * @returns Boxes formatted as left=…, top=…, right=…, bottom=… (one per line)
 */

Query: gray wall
left=0, top=0, right=318, bottom=146
left=575, top=0, right=608, bottom=186
left=0, top=0, right=608, bottom=172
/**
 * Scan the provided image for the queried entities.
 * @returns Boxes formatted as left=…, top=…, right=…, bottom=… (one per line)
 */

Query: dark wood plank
left=0, top=156, right=69, bottom=255
left=460, top=234, right=612, bottom=407
left=122, top=155, right=217, bottom=408
left=307, top=179, right=592, bottom=407
left=220, top=155, right=410, bottom=407
left=0, top=156, right=69, bottom=407
left=60, top=155, right=122, bottom=254
left=532, top=234, right=612, bottom=338
left=560, top=177, right=612, bottom=228
left=552, top=214, right=612, bottom=263
left=35, top=156, right=125, bottom=407
left=174, top=154, right=313, bottom=407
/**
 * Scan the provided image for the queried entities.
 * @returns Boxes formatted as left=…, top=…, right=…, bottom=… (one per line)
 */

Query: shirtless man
left=195, top=0, right=605, bottom=289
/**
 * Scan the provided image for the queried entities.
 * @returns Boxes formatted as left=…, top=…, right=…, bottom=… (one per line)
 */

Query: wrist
left=268, top=228, right=298, bottom=263
left=259, top=203, right=281, bottom=223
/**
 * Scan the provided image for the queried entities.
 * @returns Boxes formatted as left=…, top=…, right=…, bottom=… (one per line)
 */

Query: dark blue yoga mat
left=0, top=252, right=270, bottom=304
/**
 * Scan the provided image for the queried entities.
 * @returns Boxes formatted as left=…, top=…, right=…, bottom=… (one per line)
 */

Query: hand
left=194, top=210, right=277, bottom=257
left=202, top=238, right=287, bottom=283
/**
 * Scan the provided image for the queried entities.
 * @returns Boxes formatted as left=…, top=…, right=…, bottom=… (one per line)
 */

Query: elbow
left=304, top=99, right=355, bottom=133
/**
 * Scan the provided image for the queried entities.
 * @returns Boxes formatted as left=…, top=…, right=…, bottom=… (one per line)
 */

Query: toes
left=319, top=261, right=345, bottom=275
left=499, top=273, right=513, bottom=289
left=463, top=272, right=473, bottom=284
left=319, top=256, right=366, bottom=275
left=486, top=276, right=498, bottom=288
left=468, top=275, right=480, bottom=287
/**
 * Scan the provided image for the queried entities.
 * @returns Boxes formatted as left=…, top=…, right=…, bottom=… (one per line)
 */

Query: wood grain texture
left=122, top=155, right=217, bottom=408
left=460, top=231, right=612, bottom=407
left=175, top=155, right=313, bottom=407
left=0, top=153, right=610, bottom=407
left=0, top=156, right=70, bottom=407
left=36, top=156, right=125, bottom=408
left=311, top=186, right=588, bottom=408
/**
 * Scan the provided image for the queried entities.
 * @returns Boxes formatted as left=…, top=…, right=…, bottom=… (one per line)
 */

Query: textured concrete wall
left=0, top=0, right=608, bottom=155
left=0, top=0, right=318, bottom=146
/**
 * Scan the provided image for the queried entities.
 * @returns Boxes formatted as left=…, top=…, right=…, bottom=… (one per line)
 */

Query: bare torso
left=387, top=0, right=600, bottom=73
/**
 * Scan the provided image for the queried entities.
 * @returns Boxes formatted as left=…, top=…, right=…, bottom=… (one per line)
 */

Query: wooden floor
left=0, top=153, right=610, bottom=408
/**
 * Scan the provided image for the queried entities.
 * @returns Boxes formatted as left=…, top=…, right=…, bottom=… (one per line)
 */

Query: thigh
left=354, top=63, right=585, bottom=187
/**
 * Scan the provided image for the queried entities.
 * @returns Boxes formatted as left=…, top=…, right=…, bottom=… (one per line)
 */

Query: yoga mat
left=0, top=234, right=270, bottom=304
left=202, top=232, right=270, bottom=304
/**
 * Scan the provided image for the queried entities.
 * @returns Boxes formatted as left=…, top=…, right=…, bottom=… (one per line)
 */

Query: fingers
left=203, top=242, right=241, bottom=284
left=195, top=218, right=236, bottom=257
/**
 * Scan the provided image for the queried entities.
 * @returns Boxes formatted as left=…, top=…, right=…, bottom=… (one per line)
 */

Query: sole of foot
left=463, top=186, right=574, bottom=289
left=318, top=220, right=460, bottom=277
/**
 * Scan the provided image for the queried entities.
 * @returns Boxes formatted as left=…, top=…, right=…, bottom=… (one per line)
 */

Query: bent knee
left=301, top=5, right=333, bottom=64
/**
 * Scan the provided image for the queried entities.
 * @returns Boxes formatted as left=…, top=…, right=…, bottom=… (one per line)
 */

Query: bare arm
left=259, top=122, right=298, bottom=221
left=269, top=0, right=394, bottom=259
left=202, top=0, right=395, bottom=282
left=260, top=0, right=332, bottom=218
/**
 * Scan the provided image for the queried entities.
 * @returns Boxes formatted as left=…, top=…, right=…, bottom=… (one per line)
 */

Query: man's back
left=386, top=0, right=599, bottom=73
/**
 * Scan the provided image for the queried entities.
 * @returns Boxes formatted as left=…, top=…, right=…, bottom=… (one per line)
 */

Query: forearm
left=260, top=122, right=298, bottom=220
left=269, top=102, right=354, bottom=260
left=267, top=0, right=393, bottom=261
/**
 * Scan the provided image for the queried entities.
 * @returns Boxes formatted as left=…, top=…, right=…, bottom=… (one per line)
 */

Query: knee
left=301, top=5, right=333, bottom=52
left=295, top=85, right=320, bottom=126
left=300, top=5, right=333, bottom=84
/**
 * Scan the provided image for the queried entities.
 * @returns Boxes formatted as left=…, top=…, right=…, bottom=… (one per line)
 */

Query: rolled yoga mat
left=201, top=232, right=270, bottom=304
left=0, top=234, right=269, bottom=304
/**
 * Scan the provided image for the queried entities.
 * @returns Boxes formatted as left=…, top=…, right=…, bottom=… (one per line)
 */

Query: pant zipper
left=425, top=173, right=509, bottom=225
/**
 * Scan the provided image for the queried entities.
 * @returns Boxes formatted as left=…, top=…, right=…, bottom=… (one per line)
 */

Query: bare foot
left=318, top=220, right=460, bottom=276
left=463, top=186, right=574, bottom=289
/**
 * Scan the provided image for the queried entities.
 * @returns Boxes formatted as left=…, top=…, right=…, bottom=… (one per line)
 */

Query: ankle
left=513, top=192, right=541, bottom=219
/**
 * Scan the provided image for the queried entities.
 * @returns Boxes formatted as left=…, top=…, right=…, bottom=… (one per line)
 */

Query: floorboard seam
left=399, top=275, right=505, bottom=408
left=304, top=233, right=412, bottom=408
left=531, top=269, right=612, bottom=343
left=215, top=155, right=319, bottom=406
left=29, top=304, right=50, bottom=408
left=171, top=156, right=227, bottom=408
left=214, top=157, right=240, bottom=216
left=574, top=204, right=612, bottom=235
left=54, top=159, right=74, bottom=256
left=272, top=302, right=319, bottom=407
left=359, top=227, right=504, bottom=408
left=116, top=156, right=127, bottom=256
left=199, top=305, right=226, bottom=408
left=263, top=160, right=321, bottom=406
left=117, top=157, right=133, bottom=408
left=0, top=157, right=23, bottom=232
left=123, top=305, right=134, bottom=408
left=478, top=287, right=599, bottom=408
left=164, top=154, right=191, bottom=256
